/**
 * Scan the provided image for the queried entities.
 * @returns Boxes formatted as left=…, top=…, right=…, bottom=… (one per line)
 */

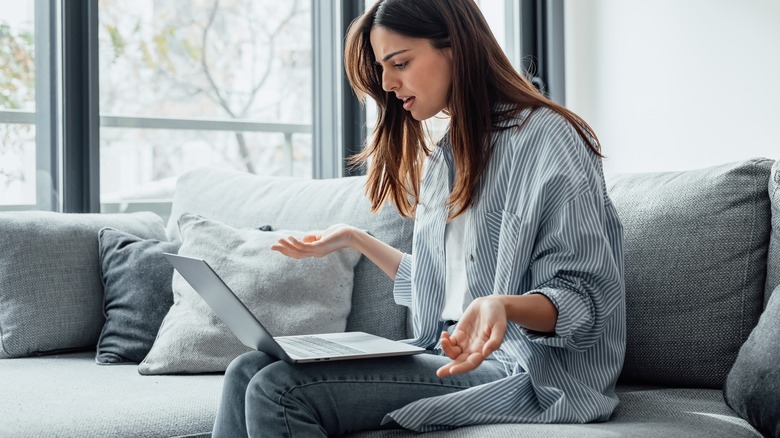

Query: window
left=0, top=0, right=554, bottom=214
left=0, top=1, right=38, bottom=210
left=0, top=1, right=315, bottom=215
left=98, top=1, right=313, bottom=216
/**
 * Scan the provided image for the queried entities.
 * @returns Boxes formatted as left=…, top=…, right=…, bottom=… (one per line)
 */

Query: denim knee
left=244, top=361, right=323, bottom=437
left=246, top=360, right=296, bottom=404
left=225, top=351, right=275, bottom=385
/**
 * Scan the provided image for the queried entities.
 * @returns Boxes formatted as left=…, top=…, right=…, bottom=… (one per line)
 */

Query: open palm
left=270, top=224, right=356, bottom=259
left=437, top=297, right=507, bottom=377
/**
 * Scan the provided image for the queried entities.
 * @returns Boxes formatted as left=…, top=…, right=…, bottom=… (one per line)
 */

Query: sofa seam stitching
left=740, top=165, right=761, bottom=345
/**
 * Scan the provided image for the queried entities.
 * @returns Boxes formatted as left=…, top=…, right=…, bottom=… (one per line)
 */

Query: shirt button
left=469, top=254, right=475, bottom=262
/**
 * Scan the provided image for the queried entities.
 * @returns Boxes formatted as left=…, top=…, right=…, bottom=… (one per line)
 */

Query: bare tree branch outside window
left=99, top=0, right=311, bottom=181
left=0, top=20, right=35, bottom=193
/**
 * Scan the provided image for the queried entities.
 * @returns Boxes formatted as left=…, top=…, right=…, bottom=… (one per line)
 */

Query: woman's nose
left=382, top=70, right=399, bottom=92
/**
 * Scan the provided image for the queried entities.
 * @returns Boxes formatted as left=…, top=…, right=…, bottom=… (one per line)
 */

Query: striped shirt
left=386, top=107, right=626, bottom=431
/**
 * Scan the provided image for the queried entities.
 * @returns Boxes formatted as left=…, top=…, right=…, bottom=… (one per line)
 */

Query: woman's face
left=369, top=26, right=452, bottom=121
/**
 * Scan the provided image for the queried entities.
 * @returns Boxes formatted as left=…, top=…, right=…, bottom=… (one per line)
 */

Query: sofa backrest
left=167, top=168, right=413, bottom=341
left=171, top=159, right=775, bottom=390
left=606, top=158, right=774, bottom=389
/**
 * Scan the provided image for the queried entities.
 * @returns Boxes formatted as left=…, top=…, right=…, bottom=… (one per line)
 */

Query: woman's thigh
left=213, top=351, right=279, bottom=438
left=245, top=352, right=507, bottom=437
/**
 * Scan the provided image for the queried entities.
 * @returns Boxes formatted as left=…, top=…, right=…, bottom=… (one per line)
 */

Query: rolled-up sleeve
left=521, top=284, right=595, bottom=350
left=519, top=190, right=623, bottom=352
left=392, top=253, right=414, bottom=308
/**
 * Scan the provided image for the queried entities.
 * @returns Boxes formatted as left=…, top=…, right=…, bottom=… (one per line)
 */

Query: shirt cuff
left=520, top=287, right=594, bottom=350
left=392, top=253, right=413, bottom=308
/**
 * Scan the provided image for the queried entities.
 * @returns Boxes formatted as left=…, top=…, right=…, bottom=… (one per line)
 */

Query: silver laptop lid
left=163, top=253, right=292, bottom=363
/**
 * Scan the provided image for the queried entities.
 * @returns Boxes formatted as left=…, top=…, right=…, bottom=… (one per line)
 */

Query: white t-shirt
left=441, top=209, right=472, bottom=321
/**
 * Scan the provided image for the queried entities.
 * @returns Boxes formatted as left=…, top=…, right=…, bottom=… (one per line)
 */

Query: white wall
left=564, top=0, right=780, bottom=175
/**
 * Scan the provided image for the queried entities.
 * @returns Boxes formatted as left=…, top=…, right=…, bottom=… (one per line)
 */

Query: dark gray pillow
left=606, top=158, right=773, bottom=388
left=96, top=228, right=180, bottom=364
left=724, top=284, right=780, bottom=437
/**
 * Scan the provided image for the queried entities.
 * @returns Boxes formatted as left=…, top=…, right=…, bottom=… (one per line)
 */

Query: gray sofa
left=1, top=157, right=777, bottom=438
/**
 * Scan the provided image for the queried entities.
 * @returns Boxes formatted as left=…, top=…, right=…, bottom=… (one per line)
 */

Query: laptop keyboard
left=276, top=336, right=365, bottom=358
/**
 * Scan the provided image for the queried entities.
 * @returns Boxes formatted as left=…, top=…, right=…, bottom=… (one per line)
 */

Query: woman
left=213, top=0, right=625, bottom=436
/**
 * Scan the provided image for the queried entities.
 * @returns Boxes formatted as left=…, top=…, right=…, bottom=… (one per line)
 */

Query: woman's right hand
left=270, top=224, right=357, bottom=259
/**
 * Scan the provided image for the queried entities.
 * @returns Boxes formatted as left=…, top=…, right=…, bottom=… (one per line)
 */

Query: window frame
left=35, top=0, right=61, bottom=211
left=520, top=0, right=566, bottom=105
left=61, top=0, right=100, bottom=213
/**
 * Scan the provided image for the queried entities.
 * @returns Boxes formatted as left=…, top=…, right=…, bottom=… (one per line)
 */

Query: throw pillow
left=607, top=158, right=773, bottom=388
left=138, top=213, right=362, bottom=374
left=724, top=284, right=780, bottom=438
left=0, top=211, right=167, bottom=358
left=96, top=228, right=181, bottom=364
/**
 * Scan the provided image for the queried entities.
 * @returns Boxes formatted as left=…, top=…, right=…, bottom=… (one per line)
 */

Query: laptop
left=163, top=253, right=425, bottom=364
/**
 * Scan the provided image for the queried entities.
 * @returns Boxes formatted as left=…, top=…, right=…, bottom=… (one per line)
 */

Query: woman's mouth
left=402, top=96, right=416, bottom=111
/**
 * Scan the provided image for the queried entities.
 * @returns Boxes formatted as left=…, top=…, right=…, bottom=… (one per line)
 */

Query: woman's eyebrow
left=375, top=49, right=411, bottom=65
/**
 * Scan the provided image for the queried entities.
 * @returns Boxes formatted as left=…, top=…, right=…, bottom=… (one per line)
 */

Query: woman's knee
left=244, top=362, right=333, bottom=437
left=225, top=351, right=276, bottom=384
left=245, top=361, right=298, bottom=403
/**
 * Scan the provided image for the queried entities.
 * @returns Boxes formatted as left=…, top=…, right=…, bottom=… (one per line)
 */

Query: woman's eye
left=394, top=62, right=408, bottom=70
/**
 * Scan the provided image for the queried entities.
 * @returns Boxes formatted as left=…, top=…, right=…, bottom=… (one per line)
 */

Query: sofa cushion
left=138, top=214, right=361, bottom=374
left=1, top=352, right=758, bottom=438
left=96, top=228, right=180, bottom=364
left=0, top=351, right=222, bottom=437
left=345, top=386, right=758, bottom=437
left=167, top=168, right=414, bottom=341
left=766, top=159, right=780, bottom=307
left=606, top=158, right=773, bottom=388
left=0, top=212, right=167, bottom=358
left=724, top=283, right=780, bottom=438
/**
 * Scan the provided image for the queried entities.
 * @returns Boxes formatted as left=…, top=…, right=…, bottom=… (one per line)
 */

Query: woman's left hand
left=271, top=224, right=356, bottom=259
left=436, top=296, right=507, bottom=377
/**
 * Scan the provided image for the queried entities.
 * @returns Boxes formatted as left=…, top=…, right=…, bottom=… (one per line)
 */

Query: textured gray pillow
left=138, top=214, right=362, bottom=375
left=0, top=212, right=167, bottom=358
left=606, top=158, right=773, bottom=388
left=724, top=284, right=780, bottom=437
left=167, top=168, right=414, bottom=341
left=765, top=160, right=780, bottom=308
left=96, top=229, right=180, bottom=364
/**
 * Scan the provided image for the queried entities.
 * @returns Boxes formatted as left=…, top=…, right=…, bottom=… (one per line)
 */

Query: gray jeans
left=212, top=350, right=507, bottom=437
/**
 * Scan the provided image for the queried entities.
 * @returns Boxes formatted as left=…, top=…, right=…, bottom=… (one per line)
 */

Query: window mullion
left=341, top=0, right=366, bottom=177
left=519, top=0, right=565, bottom=105
left=545, top=0, right=566, bottom=105
left=312, top=0, right=344, bottom=179
left=61, top=0, right=99, bottom=213
left=34, top=0, right=59, bottom=211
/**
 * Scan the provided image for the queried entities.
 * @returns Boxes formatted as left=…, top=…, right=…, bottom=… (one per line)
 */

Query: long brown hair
left=345, top=0, right=601, bottom=218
